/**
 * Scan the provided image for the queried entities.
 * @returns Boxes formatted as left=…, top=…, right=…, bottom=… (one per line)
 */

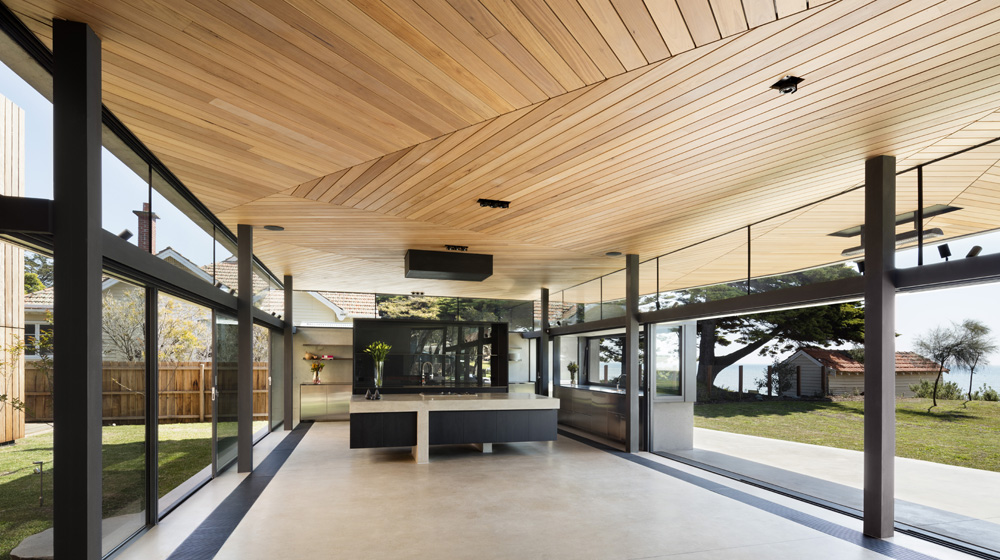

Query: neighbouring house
left=780, top=347, right=945, bottom=397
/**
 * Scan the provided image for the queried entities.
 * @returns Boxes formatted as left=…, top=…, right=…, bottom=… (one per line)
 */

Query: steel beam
left=546, top=316, right=628, bottom=337
left=863, top=155, right=896, bottom=538
left=237, top=224, right=253, bottom=472
left=51, top=19, right=103, bottom=560
left=0, top=195, right=52, bottom=234
left=284, top=275, right=294, bottom=430
left=896, top=252, right=1000, bottom=292
left=638, top=276, right=864, bottom=325
left=624, top=254, right=640, bottom=453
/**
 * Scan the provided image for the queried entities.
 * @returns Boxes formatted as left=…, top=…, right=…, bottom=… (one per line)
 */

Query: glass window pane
left=895, top=286, right=1000, bottom=553
left=157, top=293, right=212, bottom=514
left=750, top=191, right=864, bottom=294
left=101, top=147, right=150, bottom=250
left=101, top=279, right=146, bottom=554
left=2, top=244, right=54, bottom=560
left=562, top=279, right=601, bottom=325
left=653, top=324, right=682, bottom=397
left=253, top=324, right=270, bottom=439
left=658, top=230, right=748, bottom=307
left=639, top=260, right=659, bottom=312
left=0, top=60, right=52, bottom=200
left=602, top=270, right=626, bottom=319
left=270, top=328, right=284, bottom=431
left=215, top=312, right=239, bottom=470
left=151, top=172, right=217, bottom=285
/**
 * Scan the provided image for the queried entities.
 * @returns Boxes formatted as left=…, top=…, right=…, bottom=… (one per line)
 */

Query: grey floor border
left=165, top=423, right=312, bottom=560
left=557, top=429, right=941, bottom=560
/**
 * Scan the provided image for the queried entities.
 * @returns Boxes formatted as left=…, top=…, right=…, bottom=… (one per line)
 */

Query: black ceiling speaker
left=405, top=249, right=493, bottom=282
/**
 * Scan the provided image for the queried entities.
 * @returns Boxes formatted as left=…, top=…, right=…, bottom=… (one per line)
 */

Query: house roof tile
left=800, top=347, right=945, bottom=374
left=316, top=292, right=377, bottom=318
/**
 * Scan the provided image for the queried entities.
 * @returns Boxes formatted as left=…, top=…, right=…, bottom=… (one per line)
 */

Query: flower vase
left=373, top=361, right=384, bottom=400
left=312, top=371, right=321, bottom=384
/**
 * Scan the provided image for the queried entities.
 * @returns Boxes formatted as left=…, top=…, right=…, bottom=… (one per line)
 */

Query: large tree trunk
left=696, top=319, right=783, bottom=389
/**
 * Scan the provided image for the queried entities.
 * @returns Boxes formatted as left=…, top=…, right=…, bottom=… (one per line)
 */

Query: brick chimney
left=133, top=203, right=159, bottom=253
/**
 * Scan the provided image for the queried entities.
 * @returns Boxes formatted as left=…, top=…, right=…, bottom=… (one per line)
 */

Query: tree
left=2, top=312, right=54, bottom=417
left=102, top=289, right=147, bottom=361
left=667, top=264, right=866, bottom=389
left=24, top=252, right=54, bottom=288
left=102, top=289, right=212, bottom=362
left=24, top=272, right=44, bottom=294
left=914, top=320, right=987, bottom=410
left=953, top=320, right=996, bottom=405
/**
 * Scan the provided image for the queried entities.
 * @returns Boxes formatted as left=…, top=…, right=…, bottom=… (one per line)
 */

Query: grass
left=0, top=420, right=268, bottom=560
left=694, top=398, right=1000, bottom=472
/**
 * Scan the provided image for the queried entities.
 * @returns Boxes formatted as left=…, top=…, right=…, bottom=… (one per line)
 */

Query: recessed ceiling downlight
left=605, top=251, right=622, bottom=257
left=263, top=225, right=285, bottom=231
left=770, top=75, right=803, bottom=94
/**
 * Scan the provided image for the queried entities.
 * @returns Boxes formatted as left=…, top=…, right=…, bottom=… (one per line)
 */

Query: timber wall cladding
left=1, top=95, right=25, bottom=444
left=24, top=362, right=270, bottom=423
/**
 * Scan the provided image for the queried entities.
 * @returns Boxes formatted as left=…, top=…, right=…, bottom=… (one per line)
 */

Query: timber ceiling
left=7, top=0, right=1000, bottom=300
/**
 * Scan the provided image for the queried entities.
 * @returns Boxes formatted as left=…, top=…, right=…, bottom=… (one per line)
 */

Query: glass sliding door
left=214, top=311, right=239, bottom=472
left=269, top=327, right=284, bottom=431
left=100, top=280, right=147, bottom=555
left=157, top=293, right=213, bottom=515
left=253, top=324, right=270, bottom=441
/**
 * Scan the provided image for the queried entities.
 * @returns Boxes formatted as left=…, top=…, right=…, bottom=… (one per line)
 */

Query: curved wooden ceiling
left=8, top=0, right=1000, bottom=299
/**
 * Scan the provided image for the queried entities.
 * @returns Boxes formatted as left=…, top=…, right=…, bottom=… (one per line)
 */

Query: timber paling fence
left=24, top=361, right=269, bottom=424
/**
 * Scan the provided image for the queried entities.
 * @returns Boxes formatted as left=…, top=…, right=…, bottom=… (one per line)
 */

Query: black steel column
left=625, top=254, right=640, bottom=453
left=237, top=224, right=253, bottom=472
left=52, top=19, right=103, bottom=560
left=145, top=287, right=159, bottom=525
left=539, top=288, right=549, bottom=396
left=552, top=337, right=561, bottom=387
left=863, top=155, right=896, bottom=538
left=284, top=275, right=294, bottom=430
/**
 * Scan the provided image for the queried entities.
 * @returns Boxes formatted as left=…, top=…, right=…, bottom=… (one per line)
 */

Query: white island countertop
left=350, top=392, right=559, bottom=413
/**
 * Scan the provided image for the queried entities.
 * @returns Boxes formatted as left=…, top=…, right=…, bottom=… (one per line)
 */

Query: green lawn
left=0, top=421, right=267, bottom=560
left=694, top=398, right=1000, bottom=472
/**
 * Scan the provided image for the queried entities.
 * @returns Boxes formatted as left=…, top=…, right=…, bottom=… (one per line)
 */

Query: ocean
left=712, top=363, right=1000, bottom=394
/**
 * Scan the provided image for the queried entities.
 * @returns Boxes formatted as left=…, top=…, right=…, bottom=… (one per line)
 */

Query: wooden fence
left=25, top=361, right=269, bottom=424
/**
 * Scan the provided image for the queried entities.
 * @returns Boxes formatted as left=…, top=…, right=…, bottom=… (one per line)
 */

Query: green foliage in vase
left=364, top=341, right=391, bottom=363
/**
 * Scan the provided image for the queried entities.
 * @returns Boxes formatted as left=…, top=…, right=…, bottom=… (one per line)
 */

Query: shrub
left=980, top=383, right=999, bottom=402
left=909, top=379, right=964, bottom=400
left=754, top=359, right=795, bottom=396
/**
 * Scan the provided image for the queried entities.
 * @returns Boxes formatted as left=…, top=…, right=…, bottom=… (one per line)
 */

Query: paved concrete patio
left=669, top=428, right=1000, bottom=552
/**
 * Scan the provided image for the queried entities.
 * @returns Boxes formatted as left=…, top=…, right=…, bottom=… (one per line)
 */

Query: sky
left=2, top=61, right=999, bottom=359
left=1, top=60, right=226, bottom=266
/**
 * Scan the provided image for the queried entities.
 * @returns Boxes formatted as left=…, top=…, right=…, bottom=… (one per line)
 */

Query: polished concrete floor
left=120, top=422, right=977, bottom=560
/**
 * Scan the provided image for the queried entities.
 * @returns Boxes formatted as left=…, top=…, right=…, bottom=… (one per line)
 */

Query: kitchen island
left=349, top=393, right=559, bottom=464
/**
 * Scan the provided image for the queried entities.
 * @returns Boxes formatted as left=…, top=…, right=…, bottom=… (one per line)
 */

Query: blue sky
left=2, top=60, right=999, bottom=359
left=1, top=60, right=225, bottom=266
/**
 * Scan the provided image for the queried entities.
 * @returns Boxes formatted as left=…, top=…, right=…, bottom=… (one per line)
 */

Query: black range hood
left=404, top=249, right=493, bottom=282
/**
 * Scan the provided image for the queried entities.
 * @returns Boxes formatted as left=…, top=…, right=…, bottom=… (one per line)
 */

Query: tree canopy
left=24, top=252, right=53, bottom=288
left=662, top=264, right=866, bottom=387
left=24, top=272, right=44, bottom=294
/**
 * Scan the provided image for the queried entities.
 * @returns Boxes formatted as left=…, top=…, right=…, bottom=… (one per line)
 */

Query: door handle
left=212, top=387, right=218, bottom=401
left=268, top=376, right=272, bottom=386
